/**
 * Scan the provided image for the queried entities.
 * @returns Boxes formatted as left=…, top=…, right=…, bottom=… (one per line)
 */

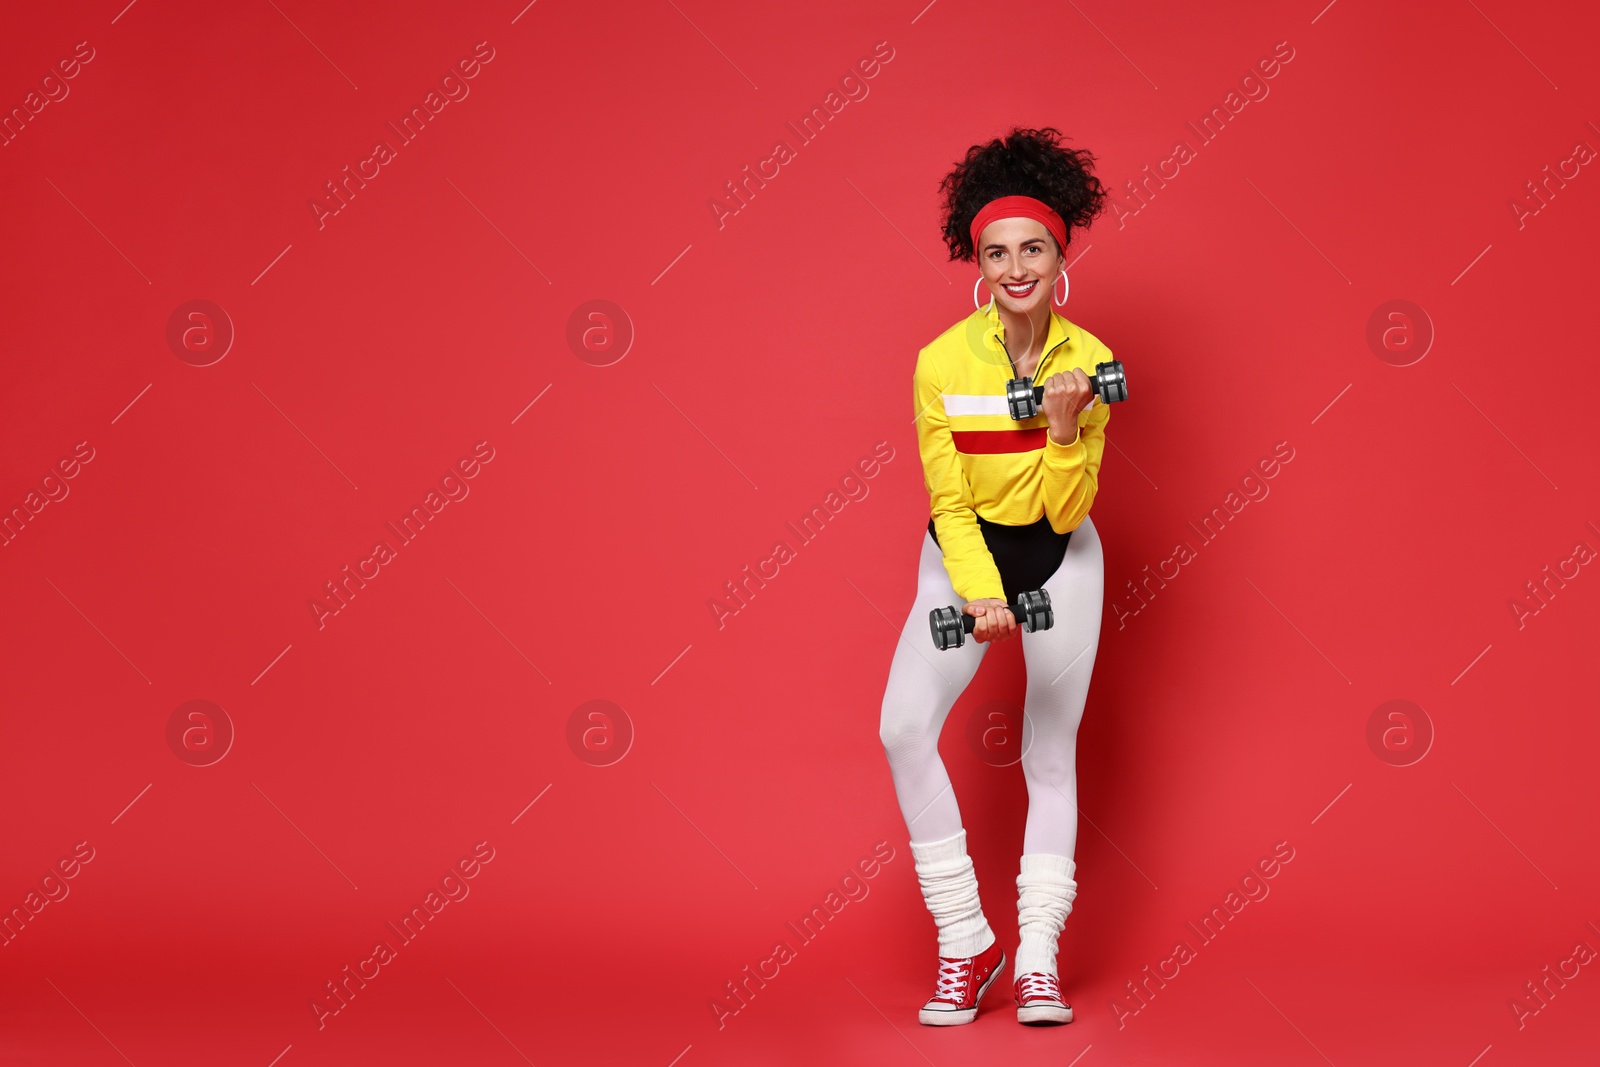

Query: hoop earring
left=1053, top=270, right=1070, bottom=307
left=973, top=275, right=994, bottom=312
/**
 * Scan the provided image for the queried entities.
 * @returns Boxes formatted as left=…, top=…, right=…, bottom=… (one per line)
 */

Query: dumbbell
left=929, top=588, right=1054, bottom=651
left=1006, top=360, right=1128, bottom=420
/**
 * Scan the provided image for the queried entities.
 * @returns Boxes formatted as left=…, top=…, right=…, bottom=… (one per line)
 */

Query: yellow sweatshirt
left=913, top=301, right=1112, bottom=603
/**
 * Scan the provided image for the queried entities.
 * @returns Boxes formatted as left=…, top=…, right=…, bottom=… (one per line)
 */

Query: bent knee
left=1020, top=744, right=1077, bottom=786
left=879, top=712, right=938, bottom=761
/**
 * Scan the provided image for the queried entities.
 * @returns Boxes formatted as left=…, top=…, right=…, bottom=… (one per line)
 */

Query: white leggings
left=878, top=515, right=1104, bottom=857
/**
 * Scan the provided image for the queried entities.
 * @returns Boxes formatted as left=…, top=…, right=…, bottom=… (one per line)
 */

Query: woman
left=878, top=127, right=1110, bottom=1027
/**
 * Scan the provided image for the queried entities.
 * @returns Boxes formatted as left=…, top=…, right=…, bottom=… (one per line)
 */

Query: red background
left=2, top=1, right=1597, bottom=1064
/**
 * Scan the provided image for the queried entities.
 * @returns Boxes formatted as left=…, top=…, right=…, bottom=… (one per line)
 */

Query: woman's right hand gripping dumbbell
left=963, top=598, right=1019, bottom=643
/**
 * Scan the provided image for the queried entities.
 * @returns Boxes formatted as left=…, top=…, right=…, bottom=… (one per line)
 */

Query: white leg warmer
left=1014, top=853, right=1078, bottom=977
left=909, top=829, right=996, bottom=958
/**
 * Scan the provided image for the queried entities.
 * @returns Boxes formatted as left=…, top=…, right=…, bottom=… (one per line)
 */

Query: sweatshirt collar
left=979, top=299, right=1070, bottom=362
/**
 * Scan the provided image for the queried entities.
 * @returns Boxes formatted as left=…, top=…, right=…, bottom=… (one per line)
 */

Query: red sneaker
left=1014, top=971, right=1073, bottom=1025
left=917, top=939, right=1006, bottom=1026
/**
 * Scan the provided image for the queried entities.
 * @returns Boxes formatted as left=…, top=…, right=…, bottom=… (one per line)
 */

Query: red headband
left=968, top=195, right=1068, bottom=257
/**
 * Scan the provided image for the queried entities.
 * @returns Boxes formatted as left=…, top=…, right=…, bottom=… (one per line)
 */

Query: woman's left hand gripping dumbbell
left=1039, top=367, right=1093, bottom=444
left=963, top=598, right=1018, bottom=643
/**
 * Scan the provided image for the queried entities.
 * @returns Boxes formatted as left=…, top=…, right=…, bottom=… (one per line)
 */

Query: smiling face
left=977, top=216, right=1065, bottom=314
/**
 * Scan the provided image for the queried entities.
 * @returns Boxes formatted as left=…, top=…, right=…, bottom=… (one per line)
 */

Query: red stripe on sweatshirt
left=951, top=428, right=1049, bottom=455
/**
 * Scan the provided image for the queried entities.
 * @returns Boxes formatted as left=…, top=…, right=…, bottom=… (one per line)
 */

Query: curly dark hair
left=938, top=127, right=1107, bottom=262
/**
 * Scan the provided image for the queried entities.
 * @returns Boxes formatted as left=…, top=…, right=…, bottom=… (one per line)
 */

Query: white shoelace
left=1017, top=972, right=1061, bottom=1002
left=932, top=958, right=972, bottom=999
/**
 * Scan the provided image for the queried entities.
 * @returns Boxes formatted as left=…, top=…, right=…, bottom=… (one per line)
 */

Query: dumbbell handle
left=1027, top=364, right=1122, bottom=403
left=956, top=604, right=1015, bottom=636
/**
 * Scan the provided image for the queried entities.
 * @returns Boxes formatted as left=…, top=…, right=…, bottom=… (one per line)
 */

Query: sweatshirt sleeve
left=1040, top=363, right=1112, bottom=535
left=914, top=346, right=1007, bottom=603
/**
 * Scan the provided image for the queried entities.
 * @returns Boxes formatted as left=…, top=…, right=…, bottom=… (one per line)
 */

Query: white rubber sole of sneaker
left=919, top=1005, right=978, bottom=1026
left=917, top=951, right=1006, bottom=1026
left=1017, top=1001, right=1073, bottom=1025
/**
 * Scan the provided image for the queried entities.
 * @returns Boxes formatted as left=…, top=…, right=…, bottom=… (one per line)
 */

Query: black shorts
left=927, top=514, right=1072, bottom=605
